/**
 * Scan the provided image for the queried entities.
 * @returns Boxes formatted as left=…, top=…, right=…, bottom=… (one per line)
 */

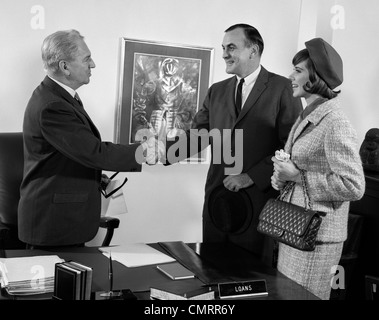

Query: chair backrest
left=365, top=275, right=379, bottom=300
left=0, top=132, right=25, bottom=248
left=341, top=212, right=364, bottom=257
left=330, top=212, right=365, bottom=300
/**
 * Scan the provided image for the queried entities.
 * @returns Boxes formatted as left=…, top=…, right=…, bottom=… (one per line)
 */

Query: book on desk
left=53, top=261, right=93, bottom=300
left=156, top=262, right=195, bottom=280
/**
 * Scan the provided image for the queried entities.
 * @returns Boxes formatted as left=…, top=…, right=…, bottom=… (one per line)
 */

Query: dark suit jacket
left=18, top=76, right=142, bottom=246
left=189, top=66, right=303, bottom=263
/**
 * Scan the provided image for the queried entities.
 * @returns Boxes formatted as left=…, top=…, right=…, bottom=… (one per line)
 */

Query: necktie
left=235, top=78, right=244, bottom=114
left=74, top=92, right=83, bottom=106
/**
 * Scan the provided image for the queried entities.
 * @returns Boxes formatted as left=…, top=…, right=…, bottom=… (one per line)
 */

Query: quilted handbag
left=257, top=170, right=325, bottom=251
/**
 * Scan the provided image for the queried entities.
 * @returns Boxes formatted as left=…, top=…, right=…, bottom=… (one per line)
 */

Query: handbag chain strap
left=299, top=169, right=313, bottom=210
left=279, top=169, right=313, bottom=210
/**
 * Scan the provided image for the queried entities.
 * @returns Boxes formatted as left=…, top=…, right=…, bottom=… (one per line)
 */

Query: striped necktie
left=74, top=92, right=83, bottom=106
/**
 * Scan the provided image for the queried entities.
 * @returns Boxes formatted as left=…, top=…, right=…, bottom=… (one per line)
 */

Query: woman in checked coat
left=271, top=38, right=365, bottom=300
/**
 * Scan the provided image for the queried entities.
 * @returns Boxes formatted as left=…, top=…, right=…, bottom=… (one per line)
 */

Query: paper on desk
left=99, top=243, right=175, bottom=268
left=101, top=179, right=128, bottom=216
left=0, top=255, right=64, bottom=295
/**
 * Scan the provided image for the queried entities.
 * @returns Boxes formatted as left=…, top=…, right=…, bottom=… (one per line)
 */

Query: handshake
left=141, top=136, right=166, bottom=165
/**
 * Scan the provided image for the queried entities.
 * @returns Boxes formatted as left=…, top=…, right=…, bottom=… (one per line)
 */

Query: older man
left=19, top=30, right=159, bottom=248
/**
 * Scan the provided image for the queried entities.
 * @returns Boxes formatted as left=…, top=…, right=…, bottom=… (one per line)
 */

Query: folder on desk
left=99, top=243, right=175, bottom=268
left=158, top=241, right=232, bottom=285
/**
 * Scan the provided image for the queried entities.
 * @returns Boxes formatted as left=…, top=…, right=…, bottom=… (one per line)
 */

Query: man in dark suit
left=18, top=29, right=160, bottom=248
left=165, top=24, right=302, bottom=266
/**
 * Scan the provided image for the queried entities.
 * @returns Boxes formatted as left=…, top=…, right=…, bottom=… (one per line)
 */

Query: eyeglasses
left=99, top=172, right=128, bottom=199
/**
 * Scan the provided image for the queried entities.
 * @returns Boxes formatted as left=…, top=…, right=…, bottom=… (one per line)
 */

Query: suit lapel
left=291, top=100, right=335, bottom=143
left=291, top=118, right=309, bottom=145
left=234, top=67, right=268, bottom=126
left=43, top=77, right=101, bottom=138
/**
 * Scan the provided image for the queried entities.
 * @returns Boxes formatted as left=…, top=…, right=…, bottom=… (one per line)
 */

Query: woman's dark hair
left=293, top=48, right=340, bottom=99
left=225, top=24, right=264, bottom=56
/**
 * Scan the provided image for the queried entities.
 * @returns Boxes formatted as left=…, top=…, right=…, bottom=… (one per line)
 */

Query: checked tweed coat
left=282, top=97, right=365, bottom=242
left=278, top=97, right=365, bottom=300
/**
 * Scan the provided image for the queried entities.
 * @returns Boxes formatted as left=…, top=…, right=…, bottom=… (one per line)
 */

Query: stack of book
left=0, top=255, right=64, bottom=296
left=53, top=261, right=93, bottom=300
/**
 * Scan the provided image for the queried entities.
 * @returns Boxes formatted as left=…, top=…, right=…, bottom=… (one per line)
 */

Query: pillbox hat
left=305, top=38, right=343, bottom=89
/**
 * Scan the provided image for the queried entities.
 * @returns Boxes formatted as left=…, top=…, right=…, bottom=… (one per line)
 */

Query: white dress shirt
left=48, top=75, right=77, bottom=99
left=236, top=64, right=261, bottom=110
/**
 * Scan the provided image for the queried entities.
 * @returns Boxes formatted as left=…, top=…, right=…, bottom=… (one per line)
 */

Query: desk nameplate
left=218, top=279, right=268, bottom=299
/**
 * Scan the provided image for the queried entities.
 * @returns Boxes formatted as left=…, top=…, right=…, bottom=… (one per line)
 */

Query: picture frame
left=114, top=38, right=214, bottom=162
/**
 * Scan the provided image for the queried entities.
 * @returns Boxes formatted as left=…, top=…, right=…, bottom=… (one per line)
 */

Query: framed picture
left=114, top=38, right=214, bottom=162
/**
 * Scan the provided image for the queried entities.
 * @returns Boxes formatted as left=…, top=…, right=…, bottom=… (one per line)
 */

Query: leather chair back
left=0, top=132, right=25, bottom=248
left=330, top=212, right=364, bottom=300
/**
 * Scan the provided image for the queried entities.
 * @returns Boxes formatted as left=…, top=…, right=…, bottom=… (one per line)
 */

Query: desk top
left=1, top=242, right=318, bottom=300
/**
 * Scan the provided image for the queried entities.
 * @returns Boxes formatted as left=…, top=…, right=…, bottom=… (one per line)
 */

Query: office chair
left=0, top=132, right=119, bottom=250
left=365, top=275, right=379, bottom=300
left=330, top=212, right=364, bottom=300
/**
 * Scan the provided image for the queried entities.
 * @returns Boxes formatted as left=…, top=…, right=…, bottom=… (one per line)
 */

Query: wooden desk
left=1, top=242, right=318, bottom=300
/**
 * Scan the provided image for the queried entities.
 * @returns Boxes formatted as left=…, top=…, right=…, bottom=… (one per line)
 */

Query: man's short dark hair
left=225, top=24, right=264, bottom=55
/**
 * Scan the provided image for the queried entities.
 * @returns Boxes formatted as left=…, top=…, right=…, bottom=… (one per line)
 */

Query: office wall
left=0, top=0, right=376, bottom=246
left=332, top=0, right=379, bottom=144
